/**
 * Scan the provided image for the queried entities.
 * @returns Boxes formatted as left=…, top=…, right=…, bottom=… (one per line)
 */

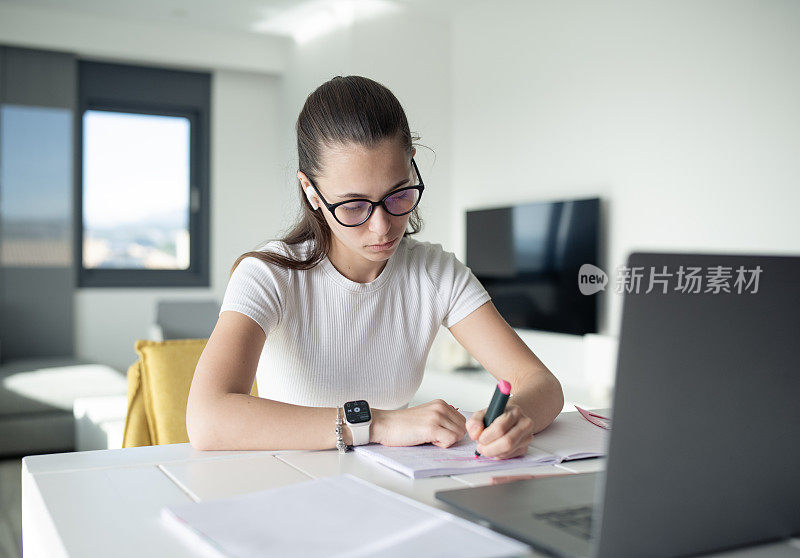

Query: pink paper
left=575, top=405, right=611, bottom=430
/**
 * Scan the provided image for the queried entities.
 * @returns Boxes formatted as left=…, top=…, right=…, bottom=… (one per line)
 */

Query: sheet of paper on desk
left=354, top=410, right=609, bottom=479
left=531, top=410, right=609, bottom=459
left=161, top=474, right=530, bottom=558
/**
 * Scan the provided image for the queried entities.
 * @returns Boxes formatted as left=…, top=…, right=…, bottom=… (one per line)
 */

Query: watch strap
left=348, top=422, right=370, bottom=446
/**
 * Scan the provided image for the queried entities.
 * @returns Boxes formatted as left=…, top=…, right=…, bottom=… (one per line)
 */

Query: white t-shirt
left=219, top=236, right=491, bottom=410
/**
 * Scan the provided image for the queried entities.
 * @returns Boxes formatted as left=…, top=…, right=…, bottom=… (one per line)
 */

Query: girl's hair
left=229, top=75, right=423, bottom=277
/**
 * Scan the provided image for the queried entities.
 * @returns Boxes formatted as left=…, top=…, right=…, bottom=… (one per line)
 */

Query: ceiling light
left=252, top=0, right=400, bottom=44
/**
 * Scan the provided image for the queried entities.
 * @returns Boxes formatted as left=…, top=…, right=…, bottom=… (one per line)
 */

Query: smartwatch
left=343, top=400, right=372, bottom=446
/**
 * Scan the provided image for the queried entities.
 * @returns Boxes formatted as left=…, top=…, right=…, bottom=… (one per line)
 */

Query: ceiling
left=0, top=0, right=482, bottom=39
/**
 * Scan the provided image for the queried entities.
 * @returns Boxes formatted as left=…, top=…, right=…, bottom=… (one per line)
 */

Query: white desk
left=21, top=444, right=799, bottom=557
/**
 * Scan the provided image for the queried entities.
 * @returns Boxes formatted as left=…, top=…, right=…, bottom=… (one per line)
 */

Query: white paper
left=354, top=410, right=608, bottom=479
left=162, top=474, right=530, bottom=558
left=355, top=436, right=559, bottom=479
left=529, top=411, right=609, bottom=460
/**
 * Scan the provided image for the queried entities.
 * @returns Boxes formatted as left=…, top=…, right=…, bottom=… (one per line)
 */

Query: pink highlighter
left=474, top=380, right=512, bottom=458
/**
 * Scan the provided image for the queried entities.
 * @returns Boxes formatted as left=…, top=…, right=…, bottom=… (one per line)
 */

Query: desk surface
left=21, top=438, right=800, bottom=557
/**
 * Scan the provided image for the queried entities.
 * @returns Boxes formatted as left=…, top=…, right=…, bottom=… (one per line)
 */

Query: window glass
left=0, top=104, right=72, bottom=266
left=82, top=110, right=190, bottom=270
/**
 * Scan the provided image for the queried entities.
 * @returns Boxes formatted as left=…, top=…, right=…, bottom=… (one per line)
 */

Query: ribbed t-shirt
left=219, top=237, right=491, bottom=410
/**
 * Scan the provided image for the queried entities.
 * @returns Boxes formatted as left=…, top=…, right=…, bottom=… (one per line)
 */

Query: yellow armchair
left=122, top=339, right=257, bottom=447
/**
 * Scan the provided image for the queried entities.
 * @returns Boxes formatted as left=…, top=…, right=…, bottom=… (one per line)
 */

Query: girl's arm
left=186, top=311, right=466, bottom=450
left=187, top=311, right=354, bottom=450
left=448, top=301, right=565, bottom=457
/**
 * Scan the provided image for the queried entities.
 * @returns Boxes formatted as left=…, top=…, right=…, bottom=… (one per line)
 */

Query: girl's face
left=300, top=138, right=416, bottom=271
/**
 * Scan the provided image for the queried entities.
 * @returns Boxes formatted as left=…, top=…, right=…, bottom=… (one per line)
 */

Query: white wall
left=209, top=71, right=285, bottom=299
left=0, top=2, right=289, bottom=74
left=452, top=0, right=800, bottom=351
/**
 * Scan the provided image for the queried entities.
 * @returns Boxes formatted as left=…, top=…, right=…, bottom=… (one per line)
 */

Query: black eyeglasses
left=307, top=158, right=425, bottom=227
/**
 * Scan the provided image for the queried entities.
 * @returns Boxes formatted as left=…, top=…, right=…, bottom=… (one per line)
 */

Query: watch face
left=344, top=400, right=371, bottom=424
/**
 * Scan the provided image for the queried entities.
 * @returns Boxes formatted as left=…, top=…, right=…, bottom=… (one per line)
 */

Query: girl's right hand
left=370, top=400, right=467, bottom=448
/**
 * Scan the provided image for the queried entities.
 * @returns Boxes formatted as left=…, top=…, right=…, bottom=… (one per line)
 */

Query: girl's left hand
left=466, top=403, right=536, bottom=459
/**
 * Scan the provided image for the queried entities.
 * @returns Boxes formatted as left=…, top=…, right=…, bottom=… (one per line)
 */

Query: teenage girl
left=187, top=76, right=564, bottom=459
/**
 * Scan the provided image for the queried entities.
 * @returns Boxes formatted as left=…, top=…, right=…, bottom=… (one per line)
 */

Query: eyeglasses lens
left=384, top=188, right=419, bottom=215
left=334, top=188, right=420, bottom=226
left=336, top=201, right=372, bottom=226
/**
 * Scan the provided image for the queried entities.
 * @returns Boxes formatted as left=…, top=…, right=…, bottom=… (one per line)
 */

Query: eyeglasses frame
left=306, top=158, right=425, bottom=227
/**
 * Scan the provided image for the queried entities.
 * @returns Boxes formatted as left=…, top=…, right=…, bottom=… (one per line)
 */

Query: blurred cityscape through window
left=0, top=104, right=73, bottom=267
left=82, top=110, right=191, bottom=270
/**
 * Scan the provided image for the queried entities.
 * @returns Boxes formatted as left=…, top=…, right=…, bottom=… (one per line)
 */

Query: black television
left=466, top=197, right=599, bottom=335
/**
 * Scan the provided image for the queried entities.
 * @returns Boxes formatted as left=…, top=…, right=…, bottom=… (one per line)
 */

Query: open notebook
left=161, top=474, right=530, bottom=558
left=354, top=410, right=608, bottom=479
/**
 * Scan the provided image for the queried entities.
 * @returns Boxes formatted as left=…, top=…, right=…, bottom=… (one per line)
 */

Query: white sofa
left=0, top=358, right=127, bottom=456
left=73, top=395, right=128, bottom=451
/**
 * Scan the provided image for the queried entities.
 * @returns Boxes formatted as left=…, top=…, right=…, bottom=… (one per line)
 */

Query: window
left=77, top=61, right=210, bottom=287
left=1, top=104, right=72, bottom=267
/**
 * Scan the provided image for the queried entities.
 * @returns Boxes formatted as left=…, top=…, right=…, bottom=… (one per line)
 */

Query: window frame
left=75, top=61, right=211, bottom=288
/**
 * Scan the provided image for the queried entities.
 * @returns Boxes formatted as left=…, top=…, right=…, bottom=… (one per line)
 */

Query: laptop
left=436, top=252, right=800, bottom=557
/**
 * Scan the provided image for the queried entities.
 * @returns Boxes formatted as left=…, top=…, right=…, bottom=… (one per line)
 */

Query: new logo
left=578, top=264, right=608, bottom=295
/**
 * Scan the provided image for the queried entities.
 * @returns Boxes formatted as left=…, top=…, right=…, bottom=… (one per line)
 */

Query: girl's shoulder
left=233, top=239, right=314, bottom=282
left=401, top=236, right=445, bottom=257
left=254, top=238, right=313, bottom=260
left=400, top=237, right=463, bottom=279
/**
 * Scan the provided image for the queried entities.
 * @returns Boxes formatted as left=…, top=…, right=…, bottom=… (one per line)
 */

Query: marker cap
left=498, top=380, right=511, bottom=395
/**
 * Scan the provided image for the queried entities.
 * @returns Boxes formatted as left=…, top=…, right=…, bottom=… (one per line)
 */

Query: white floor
left=0, top=458, right=22, bottom=558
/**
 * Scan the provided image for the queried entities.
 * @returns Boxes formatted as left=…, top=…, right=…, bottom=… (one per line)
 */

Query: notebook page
left=354, top=435, right=559, bottom=479
left=161, top=474, right=530, bottom=558
left=353, top=410, right=607, bottom=478
left=530, top=411, right=609, bottom=460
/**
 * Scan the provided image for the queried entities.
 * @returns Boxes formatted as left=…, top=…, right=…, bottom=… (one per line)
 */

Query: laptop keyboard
left=533, top=505, right=594, bottom=540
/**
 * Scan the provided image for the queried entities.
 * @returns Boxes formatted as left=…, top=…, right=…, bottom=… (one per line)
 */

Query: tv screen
left=466, top=197, right=599, bottom=335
